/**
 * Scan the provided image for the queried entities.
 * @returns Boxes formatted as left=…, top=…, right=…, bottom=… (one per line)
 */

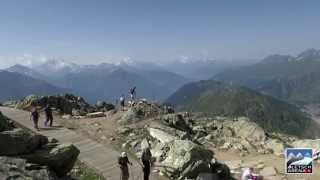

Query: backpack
left=141, top=148, right=152, bottom=162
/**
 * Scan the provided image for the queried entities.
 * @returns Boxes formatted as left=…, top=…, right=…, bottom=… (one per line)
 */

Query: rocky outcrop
left=151, top=140, right=232, bottom=179
left=0, top=156, right=57, bottom=180
left=15, top=94, right=94, bottom=115
left=0, top=128, right=48, bottom=156
left=0, top=127, right=80, bottom=177
left=119, top=100, right=167, bottom=124
left=24, top=143, right=80, bottom=176
left=227, top=117, right=266, bottom=143
left=291, top=139, right=320, bottom=150
left=159, top=114, right=192, bottom=133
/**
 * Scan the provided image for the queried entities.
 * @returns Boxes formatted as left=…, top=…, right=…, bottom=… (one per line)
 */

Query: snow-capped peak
left=296, top=48, right=320, bottom=61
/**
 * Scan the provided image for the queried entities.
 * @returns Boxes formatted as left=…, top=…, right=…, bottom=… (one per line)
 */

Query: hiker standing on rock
left=120, top=95, right=125, bottom=111
left=129, top=86, right=136, bottom=101
left=44, top=104, right=53, bottom=127
left=118, top=152, right=132, bottom=180
left=30, top=107, right=40, bottom=131
left=141, top=147, right=152, bottom=180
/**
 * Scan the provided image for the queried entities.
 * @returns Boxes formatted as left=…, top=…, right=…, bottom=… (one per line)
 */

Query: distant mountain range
left=213, top=49, right=320, bottom=105
left=4, top=60, right=190, bottom=103
left=165, top=80, right=320, bottom=138
left=0, top=70, right=67, bottom=102
left=160, top=59, right=255, bottom=80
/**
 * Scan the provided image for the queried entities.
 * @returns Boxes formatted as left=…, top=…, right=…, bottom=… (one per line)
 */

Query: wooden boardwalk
left=0, top=106, right=159, bottom=180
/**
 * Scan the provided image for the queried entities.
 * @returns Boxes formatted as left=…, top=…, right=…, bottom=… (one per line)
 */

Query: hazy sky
left=1, top=0, right=320, bottom=67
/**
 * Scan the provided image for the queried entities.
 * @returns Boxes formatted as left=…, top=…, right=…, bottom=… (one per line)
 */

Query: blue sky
left=1, top=0, right=320, bottom=67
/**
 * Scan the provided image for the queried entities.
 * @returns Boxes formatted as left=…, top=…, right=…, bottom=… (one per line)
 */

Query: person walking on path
left=118, top=152, right=132, bottom=180
left=44, top=104, right=53, bottom=127
left=30, top=107, right=40, bottom=131
left=141, top=147, right=152, bottom=180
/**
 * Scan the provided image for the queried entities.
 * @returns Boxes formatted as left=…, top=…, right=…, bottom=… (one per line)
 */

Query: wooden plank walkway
left=0, top=106, right=159, bottom=180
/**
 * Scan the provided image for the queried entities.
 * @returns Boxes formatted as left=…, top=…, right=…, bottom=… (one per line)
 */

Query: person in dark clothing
left=141, top=147, right=152, bottom=180
left=118, top=152, right=132, bottom=180
left=120, top=95, right=125, bottom=111
left=129, top=86, right=136, bottom=100
left=44, top=105, right=53, bottom=127
left=30, top=107, right=40, bottom=130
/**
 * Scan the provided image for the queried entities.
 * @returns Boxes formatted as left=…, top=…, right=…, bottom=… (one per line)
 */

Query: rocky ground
left=5, top=95, right=320, bottom=179
left=53, top=98, right=320, bottom=180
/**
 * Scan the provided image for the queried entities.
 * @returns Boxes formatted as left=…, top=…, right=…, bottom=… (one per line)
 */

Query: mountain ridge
left=166, top=80, right=320, bottom=138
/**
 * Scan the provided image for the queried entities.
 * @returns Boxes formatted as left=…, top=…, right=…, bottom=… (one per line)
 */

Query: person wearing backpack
left=118, top=152, right=132, bottom=180
left=141, top=147, right=152, bottom=180
left=30, top=107, right=40, bottom=131
left=44, top=104, right=53, bottom=127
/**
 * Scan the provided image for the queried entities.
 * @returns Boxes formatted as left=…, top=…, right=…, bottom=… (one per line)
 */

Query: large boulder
left=24, top=143, right=80, bottom=176
left=0, top=111, right=11, bottom=132
left=149, top=128, right=177, bottom=143
left=161, top=140, right=214, bottom=178
left=0, top=156, right=57, bottom=180
left=0, top=128, right=48, bottom=156
left=228, top=117, right=266, bottom=143
left=150, top=122, right=190, bottom=140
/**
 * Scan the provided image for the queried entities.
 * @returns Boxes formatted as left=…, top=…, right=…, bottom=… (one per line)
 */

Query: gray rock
left=0, top=156, right=56, bottom=180
left=23, top=143, right=80, bottom=176
left=161, top=114, right=191, bottom=132
left=117, top=126, right=132, bottom=134
left=149, top=128, right=176, bottom=143
left=16, top=94, right=93, bottom=115
left=62, top=114, right=72, bottom=119
left=150, top=122, right=191, bottom=140
left=0, top=111, right=11, bottom=132
left=0, top=128, right=48, bottom=156
left=229, top=117, right=266, bottom=143
left=86, top=112, right=106, bottom=118
left=162, top=140, right=213, bottom=177
left=119, top=108, right=139, bottom=124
